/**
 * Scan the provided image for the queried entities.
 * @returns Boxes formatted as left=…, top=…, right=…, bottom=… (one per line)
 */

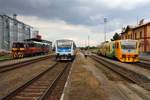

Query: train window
left=116, top=42, right=119, bottom=48
left=57, top=40, right=72, bottom=48
left=12, top=43, right=24, bottom=48
left=36, top=44, right=38, bottom=47
left=27, top=43, right=29, bottom=47
left=31, top=43, right=35, bottom=47
left=121, top=41, right=136, bottom=49
left=115, top=44, right=117, bottom=48
left=112, top=44, right=115, bottom=49
left=73, top=43, right=76, bottom=50
left=24, top=44, right=27, bottom=48
left=29, top=43, right=32, bottom=47
left=37, top=44, right=39, bottom=47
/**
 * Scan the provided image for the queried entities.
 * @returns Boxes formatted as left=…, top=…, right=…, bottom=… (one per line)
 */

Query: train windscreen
left=12, top=43, right=24, bottom=48
left=57, top=40, right=72, bottom=48
left=121, top=41, right=137, bottom=50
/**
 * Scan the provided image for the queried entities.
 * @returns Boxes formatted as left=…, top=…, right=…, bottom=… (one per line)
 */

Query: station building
left=120, top=21, right=150, bottom=53
left=0, top=14, right=38, bottom=51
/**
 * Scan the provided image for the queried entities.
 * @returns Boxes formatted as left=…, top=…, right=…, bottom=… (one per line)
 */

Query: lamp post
left=88, top=35, right=90, bottom=50
left=104, top=18, right=107, bottom=42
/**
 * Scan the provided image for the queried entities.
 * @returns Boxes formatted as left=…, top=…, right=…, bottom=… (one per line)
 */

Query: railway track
left=0, top=55, right=53, bottom=73
left=0, top=56, right=44, bottom=63
left=1, top=61, right=72, bottom=100
left=133, top=61, right=150, bottom=70
left=140, top=57, right=150, bottom=62
left=90, top=54, right=150, bottom=90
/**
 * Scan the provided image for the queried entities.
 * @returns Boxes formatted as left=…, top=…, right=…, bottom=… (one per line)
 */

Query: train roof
left=13, top=41, right=50, bottom=45
left=56, top=39, right=74, bottom=42
left=99, top=39, right=138, bottom=46
left=24, top=38, right=52, bottom=44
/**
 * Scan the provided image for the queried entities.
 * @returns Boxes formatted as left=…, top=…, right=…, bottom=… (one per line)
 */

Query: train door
left=25, top=43, right=30, bottom=56
left=115, top=41, right=122, bottom=59
left=109, top=42, right=115, bottom=58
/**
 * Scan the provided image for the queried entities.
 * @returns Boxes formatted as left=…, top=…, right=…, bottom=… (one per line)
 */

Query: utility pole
left=104, top=18, right=107, bottom=42
left=88, top=35, right=90, bottom=50
left=137, top=16, right=139, bottom=25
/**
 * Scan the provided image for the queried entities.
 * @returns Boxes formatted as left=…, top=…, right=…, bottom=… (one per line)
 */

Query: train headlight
left=57, top=53, right=59, bottom=56
left=134, top=55, right=138, bottom=59
left=122, top=54, right=126, bottom=58
left=20, top=48, right=25, bottom=51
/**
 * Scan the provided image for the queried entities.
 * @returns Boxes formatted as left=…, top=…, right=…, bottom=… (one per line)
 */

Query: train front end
left=117, top=40, right=139, bottom=62
left=11, top=42, right=25, bottom=58
left=55, top=40, right=75, bottom=61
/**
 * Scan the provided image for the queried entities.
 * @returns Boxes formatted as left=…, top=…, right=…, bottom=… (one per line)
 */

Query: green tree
left=111, top=33, right=121, bottom=41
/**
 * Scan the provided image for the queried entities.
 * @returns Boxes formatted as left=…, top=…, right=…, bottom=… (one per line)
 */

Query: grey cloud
left=0, top=0, right=150, bottom=32
left=0, top=0, right=106, bottom=25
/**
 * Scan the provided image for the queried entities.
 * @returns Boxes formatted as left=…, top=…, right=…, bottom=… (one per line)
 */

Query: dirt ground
left=61, top=52, right=150, bottom=100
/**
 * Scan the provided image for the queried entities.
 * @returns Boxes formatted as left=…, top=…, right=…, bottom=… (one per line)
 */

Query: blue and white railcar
left=55, top=39, right=76, bottom=61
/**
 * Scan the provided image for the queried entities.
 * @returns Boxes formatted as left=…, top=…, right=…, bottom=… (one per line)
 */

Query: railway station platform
left=139, top=53, right=150, bottom=61
left=0, top=54, right=53, bottom=67
left=61, top=52, right=150, bottom=100
left=61, top=52, right=106, bottom=100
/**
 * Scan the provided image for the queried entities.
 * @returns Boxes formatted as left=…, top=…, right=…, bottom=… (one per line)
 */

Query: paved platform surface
left=139, top=53, right=150, bottom=61
left=61, top=53, right=108, bottom=100
left=0, top=54, right=53, bottom=67
left=61, top=52, right=150, bottom=100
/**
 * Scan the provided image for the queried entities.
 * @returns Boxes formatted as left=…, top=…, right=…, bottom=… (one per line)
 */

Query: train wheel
left=22, top=54, right=24, bottom=58
left=13, top=55, right=16, bottom=59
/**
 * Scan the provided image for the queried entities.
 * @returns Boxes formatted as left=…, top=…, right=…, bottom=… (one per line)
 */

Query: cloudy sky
left=0, top=0, right=150, bottom=46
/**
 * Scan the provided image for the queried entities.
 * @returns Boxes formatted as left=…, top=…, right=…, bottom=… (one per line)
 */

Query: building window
left=135, top=33, right=137, bottom=39
left=140, top=31, right=142, bottom=39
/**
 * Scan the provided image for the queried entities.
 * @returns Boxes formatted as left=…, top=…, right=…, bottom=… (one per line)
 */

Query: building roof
left=120, top=22, right=150, bottom=35
left=0, top=14, right=33, bottom=28
left=120, top=25, right=134, bottom=34
left=133, top=22, right=150, bottom=30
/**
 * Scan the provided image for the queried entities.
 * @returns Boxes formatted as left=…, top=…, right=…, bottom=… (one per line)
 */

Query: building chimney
left=139, top=19, right=144, bottom=25
left=13, top=14, right=17, bottom=19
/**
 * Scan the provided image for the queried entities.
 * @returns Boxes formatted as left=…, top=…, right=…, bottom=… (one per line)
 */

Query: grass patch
left=0, top=55, right=12, bottom=61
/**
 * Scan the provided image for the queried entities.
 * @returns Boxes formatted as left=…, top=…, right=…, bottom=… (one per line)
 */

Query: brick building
left=120, top=22, right=150, bottom=53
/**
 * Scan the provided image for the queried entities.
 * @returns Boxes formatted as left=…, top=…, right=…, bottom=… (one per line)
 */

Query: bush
left=0, top=51, right=9, bottom=57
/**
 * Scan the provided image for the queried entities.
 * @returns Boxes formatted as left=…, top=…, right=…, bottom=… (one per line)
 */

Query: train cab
left=12, top=42, right=25, bottom=58
left=115, top=40, right=139, bottom=62
left=55, top=39, right=76, bottom=61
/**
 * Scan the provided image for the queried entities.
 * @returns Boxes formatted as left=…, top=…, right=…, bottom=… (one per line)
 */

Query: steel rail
left=2, top=62, right=72, bottom=100
left=90, top=55, right=150, bottom=90
left=133, top=61, right=150, bottom=70
left=1, top=62, right=58, bottom=100
left=0, top=55, right=53, bottom=73
left=39, top=62, right=71, bottom=100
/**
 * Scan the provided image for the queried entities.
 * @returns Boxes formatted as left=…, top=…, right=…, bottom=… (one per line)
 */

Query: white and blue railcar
left=55, top=39, right=76, bottom=61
